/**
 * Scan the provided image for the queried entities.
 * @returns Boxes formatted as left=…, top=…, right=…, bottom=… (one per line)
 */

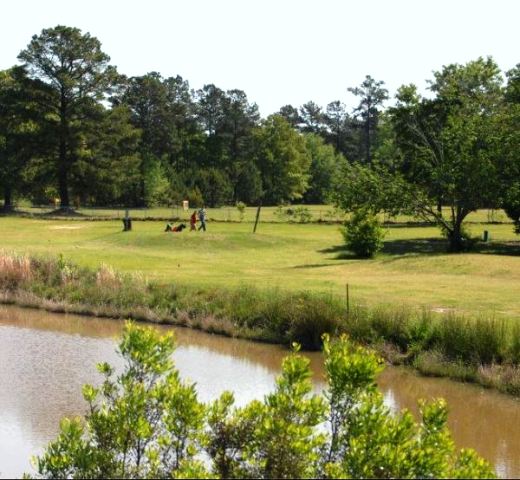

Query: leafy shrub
left=293, top=206, right=312, bottom=223
left=274, top=205, right=313, bottom=223
left=341, top=209, right=385, bottom=258
left=236, top=201, right=246, bottom=222
left=31, top=325, right=494, bottom=479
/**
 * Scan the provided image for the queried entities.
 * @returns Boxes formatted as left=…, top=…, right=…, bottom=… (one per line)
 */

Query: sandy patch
left=431, top=307, right=458, bottom=314
left=48, top=225, right=85, bottom=230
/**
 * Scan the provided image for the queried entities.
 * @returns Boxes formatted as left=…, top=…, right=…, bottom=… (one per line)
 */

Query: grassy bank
left=2, top=252, right=520, bottom=395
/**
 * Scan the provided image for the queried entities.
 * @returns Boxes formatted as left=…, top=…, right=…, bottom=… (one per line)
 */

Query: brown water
left=0, top=305, right=519, bottom=478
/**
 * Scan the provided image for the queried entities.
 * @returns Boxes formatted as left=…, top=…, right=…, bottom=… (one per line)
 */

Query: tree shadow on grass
left=292, top=263, right=336, bottom=269
left=319, top=238, right=520, bottom=260
left=0, top=208, right=86, bottom=218
left=476, top=241, right=520, bottom=256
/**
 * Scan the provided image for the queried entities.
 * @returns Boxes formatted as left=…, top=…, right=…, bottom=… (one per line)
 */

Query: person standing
left=198, top=206, right=207, bottom=231
left=190, top=210, right=197, bottom=231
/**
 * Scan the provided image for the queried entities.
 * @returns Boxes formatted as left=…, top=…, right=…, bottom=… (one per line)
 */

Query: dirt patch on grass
left=48, top=225, right=86, bottom=230
left=431, top=307, right=458, bottom=314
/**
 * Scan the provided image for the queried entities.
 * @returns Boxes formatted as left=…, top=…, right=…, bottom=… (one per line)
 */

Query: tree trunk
left=59, top=93, right=70, bottom=209
left=365, top=117, right=371, bottom=164
left=447, top=212, right=467, bottom=252
left=447, top=228, right=465, bottom=252
left=253, top=201, right=262, bottom=233
left=58, top=164, right=70, bottom=209
left=2, top=186, right=13, bottom=212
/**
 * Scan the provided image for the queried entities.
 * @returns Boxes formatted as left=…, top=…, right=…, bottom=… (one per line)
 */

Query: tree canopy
left=0, top=25, right=518, bottom=247
left=334, top=58, right=517, bottom=251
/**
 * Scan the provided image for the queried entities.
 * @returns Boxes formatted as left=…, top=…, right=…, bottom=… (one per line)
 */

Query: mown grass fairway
left=1, top=216, right=519, bottom=317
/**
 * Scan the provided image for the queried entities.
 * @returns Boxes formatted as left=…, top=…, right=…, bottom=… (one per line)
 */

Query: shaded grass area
left=2, top=252, right=520, bottom=396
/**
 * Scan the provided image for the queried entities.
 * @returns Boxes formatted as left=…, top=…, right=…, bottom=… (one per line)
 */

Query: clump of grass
left=0, top=252, right=32, bottom=289
left=95, top=264, right=122, bottom=290
left=413, top=351, right=476, bottom=382
left=508, top=322, right=520, bottom=364
left=430, top=315, right=507, bottom=364
left=477, top=364, right=520, bottom=396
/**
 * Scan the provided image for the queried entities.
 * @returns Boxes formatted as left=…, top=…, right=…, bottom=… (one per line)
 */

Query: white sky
left=1, top=0, right=518, bottom=116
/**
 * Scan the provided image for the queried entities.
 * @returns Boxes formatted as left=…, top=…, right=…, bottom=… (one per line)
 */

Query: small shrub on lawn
left=341, top=209, right=385, bottom=258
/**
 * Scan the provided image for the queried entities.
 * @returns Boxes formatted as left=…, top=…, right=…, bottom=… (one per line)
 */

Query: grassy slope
left=1, top=216, right=519, bottom=317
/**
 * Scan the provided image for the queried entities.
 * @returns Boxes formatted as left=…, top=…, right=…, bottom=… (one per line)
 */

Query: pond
left=0, top=305, right=518, bottom=478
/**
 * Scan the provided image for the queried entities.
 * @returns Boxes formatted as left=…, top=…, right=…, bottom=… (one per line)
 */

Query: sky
left=1, top=0, right=519, bottom=116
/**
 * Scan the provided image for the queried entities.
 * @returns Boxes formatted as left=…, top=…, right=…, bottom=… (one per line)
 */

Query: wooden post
left=253, top=201, right=262, bottom=233
left=346, top=283, right=350, bottom=317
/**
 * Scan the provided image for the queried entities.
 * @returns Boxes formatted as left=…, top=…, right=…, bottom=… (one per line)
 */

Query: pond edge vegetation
left=1, top=251, right=520, bottom=397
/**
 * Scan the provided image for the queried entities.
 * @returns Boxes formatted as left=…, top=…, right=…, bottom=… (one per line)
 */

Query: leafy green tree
left=18, top=25, right=119, bottom=209
left=195, top=168, right=233, bottom=207
left=323, top=100, right=358, bottom=158
left=253, top=115, right=311, bottom=205
left=68, top=105, right=141, bottom=206
left=500, top=64, right=520, bottom=233
left=251, top=115, right=311, bottom=231
left=321, top=335, right=492, bottom=479
left=235, top=162, right=263, bottom=205
left=0, top=67, right=41, bottom=210
left=302, top=133, right=342, bottom=204
left=299, top=101, right=324, bottom=134
left=31, top=325, right=494, bottom=479
left=390, top=58, right=504, bottom=250
left=219, top=89, right=260, bottom=201
left=116, top=72, right=201, bottom=205
left=348, top=75, right=389, bottom=164
left=118, top=72, right=175, bottom=160
left=206, top=345, right=327, bottom=478
left=336, top=58, right=506, bottom=252
left=196, top=84, right=228, bottom=169
left=332, top=159, right=409, bottom=217
left=277, top=104, right=302, bottom=128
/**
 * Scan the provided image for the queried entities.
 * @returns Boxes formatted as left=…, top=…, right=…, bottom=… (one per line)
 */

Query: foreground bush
left=30, top=324, right=493, bottom=479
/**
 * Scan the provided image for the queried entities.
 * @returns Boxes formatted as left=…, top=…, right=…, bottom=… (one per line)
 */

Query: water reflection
left=0, top=305, right=518, bottom=478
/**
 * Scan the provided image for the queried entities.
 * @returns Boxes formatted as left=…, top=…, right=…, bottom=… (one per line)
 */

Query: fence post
left=346, top=283, right=350, bottom=317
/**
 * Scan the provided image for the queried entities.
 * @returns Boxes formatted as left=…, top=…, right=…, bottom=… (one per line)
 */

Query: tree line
left=0, top=25, right=368, bottom=211
left=1, top=25, right=519, bottom=250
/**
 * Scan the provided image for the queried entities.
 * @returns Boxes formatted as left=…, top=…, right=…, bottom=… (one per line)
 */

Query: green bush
left=273, top=205, right=313, bottom=223
left=341, top=209, right=385, bottom=258
left=236, top=201, right=246, bottom=222
left=31, top=325, right=494, bottom=479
